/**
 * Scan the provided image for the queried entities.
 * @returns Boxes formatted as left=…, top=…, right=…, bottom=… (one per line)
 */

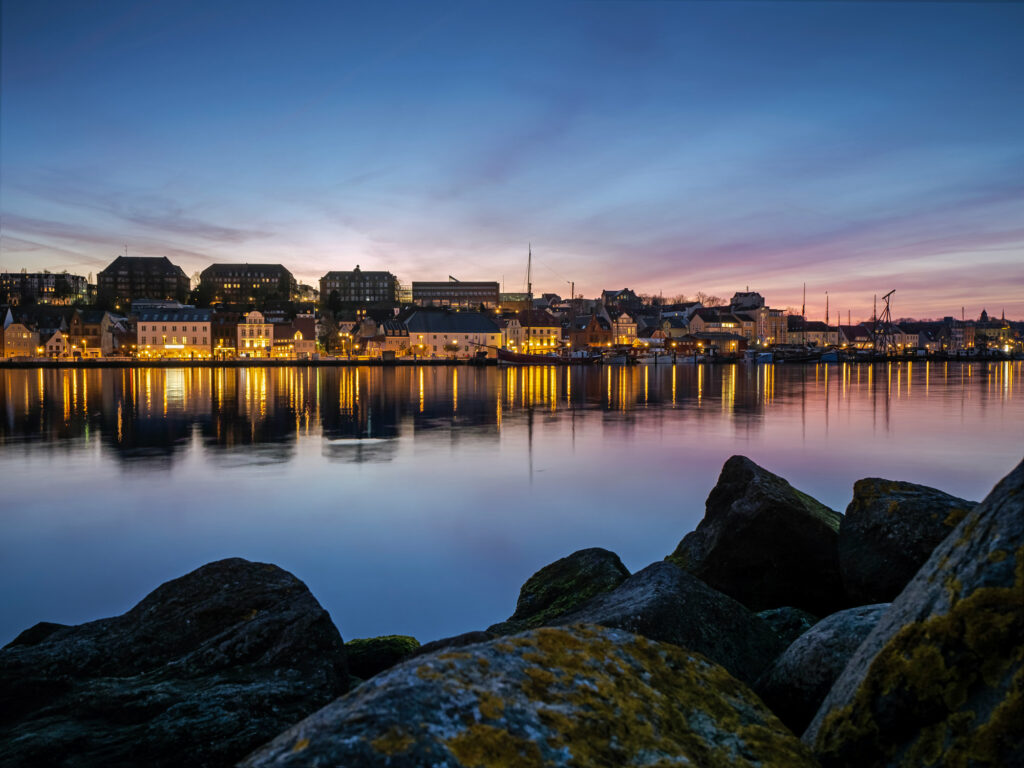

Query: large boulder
left=553, top=561, right=784, bottom=685
left=240, top=625, right=818, bottom=767
left=756, top=603, right=890, bottom=734
left=346, top=635, right=420, bottom=680
left=757, top=606, right=820, bottom=648
left=0, top=558, right=348, bottom=768
left=668, top=455, right=846, bottom=615
left=804, top=458, right=1024, bottom=768
left=839, top=477, right=976, bottom=604
left=488, top=547, right=630, bottom=634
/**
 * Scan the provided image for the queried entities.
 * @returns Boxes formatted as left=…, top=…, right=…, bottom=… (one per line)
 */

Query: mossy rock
left=0, top=558, right=348, bottom=768
left=554, top=561, right=784, bottom=685
left=488, top=547, right=630, bottom=634
left=839, top=477, right=977, bottom=604
left=668, top=455, right=846, bottom=616
left=346, top=635, right=420, bottom=680
left=804, top=458, right=1024, bottom=768
left=240, top=625, right=819, bottom=767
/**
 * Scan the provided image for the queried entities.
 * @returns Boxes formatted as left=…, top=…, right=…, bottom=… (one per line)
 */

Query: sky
left=2, top=0, right=1023, bottom=321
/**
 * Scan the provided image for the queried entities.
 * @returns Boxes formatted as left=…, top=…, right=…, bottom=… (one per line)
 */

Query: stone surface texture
left=346, top=635, right=421, bottom=680
left=668, top=455, right=845, bottom=615
left=240, top=625, right=818, bottom=768
left=804, top=458, right=1024, bottom=768
left=553, top=561, right=784, bottom=685
left=839, top=477, right=976, bottom=604
left=0, top=558, right=348, bottom=768
left=756, top=603, right=890, bottom=734
left=488, top=547, right=630, bottom=634
left=757, top=606, right=819, bottom=648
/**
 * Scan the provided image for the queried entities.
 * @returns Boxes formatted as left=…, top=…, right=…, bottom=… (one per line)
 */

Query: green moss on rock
left=345, top=634, right=420, bottom=680
left=240, top=625, right=819, bottom=767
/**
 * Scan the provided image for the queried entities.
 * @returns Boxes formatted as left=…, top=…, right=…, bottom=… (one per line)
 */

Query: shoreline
left=1, top=355, right=1017, bottom=370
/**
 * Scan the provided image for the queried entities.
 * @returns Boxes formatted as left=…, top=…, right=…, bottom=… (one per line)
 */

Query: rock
left=553, top=561, right=784, bottom=685
left=839, top=477, right=976, bottom=604
left=346, top=635, right=420, bottom=680
left=3, top=621, right=69, bottom=648
left=0, top=558, right=348, bottom=768
left=756, top=604, right=890, bottom=734
left=668, top=455, right=845, bottom=615
left=414, top=630, right=496, bottom=657
left=757, top=607, right=819, bottom=647
left=413, top=626, right=497, bottom=659
left=239, top=625, right=818, bottom=767
left=804, top=458, right=1024, bottom=768
left=487, top=547, right=630, bottom=634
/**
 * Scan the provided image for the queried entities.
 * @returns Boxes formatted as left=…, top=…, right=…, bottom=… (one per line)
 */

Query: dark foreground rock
left=757, top=606, right=819, bottom=647
left=553, top=561, right=784, bottom=685
left=756, top=603, right=889, bottom=734
left=488, top=547, right=630, bottom=634
left=668, top=455, right=846, bottom=615
left=839, top=477, right=976, bottom=604
left=346, top=635, right=420, bottom=680
left=0, top=558, right=348, bottom=768
left=240, top=625, right=818, bottom=768
left=804, top=458, right=1024, bottom=767
left=414, top=630, right=496, bottom=657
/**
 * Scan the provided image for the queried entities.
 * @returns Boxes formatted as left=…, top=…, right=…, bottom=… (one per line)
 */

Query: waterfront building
left=320, top=266, right=400, bottom=308
left=405, top=311, right=501, bottom=358
left=412, top=279, right=499, bottom=308
left=763, top=308, right=788, bottom=346
left=44, top=330, right=71, bottom=358
left=609, top=309, right=638, bottom=346
left=1, top=271, right=88, bottom=306
left=568, top=314, right=613, bottom=349
left=2, top=323, right=40, bottom=358
left=674, top=332, right=748, bottom=356
left=136, top=308, right=212, bottom=359
left=660, top=316, right=692, bottom=340
left=839, top=324, right=873, bottom=349
left=199, top=263, right=297, bottom=304
left=237, top=311, right=274, bottom=358
left=98, top=256, right=190, bottom=308
left=68, top=310, right=105, bottom=358
left=515, top=310, right=562, bottom=352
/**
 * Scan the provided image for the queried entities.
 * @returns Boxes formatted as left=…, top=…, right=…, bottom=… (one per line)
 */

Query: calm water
left=1, top=362, right=1022, bottom=646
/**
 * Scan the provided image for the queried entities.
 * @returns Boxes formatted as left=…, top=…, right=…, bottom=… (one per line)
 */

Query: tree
left=694, top=292, right=724, bottom=307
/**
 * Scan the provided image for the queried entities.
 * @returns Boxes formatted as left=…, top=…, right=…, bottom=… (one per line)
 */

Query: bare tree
left=694, top=291, right=724, bottom=307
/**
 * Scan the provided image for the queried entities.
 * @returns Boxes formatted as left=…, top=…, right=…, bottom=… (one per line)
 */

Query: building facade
left=136, top=309, right=212, bottom=359
left=237, top=311, right=274, bottom=357
left=199, top=263, right=297, bottom=305
left=2, top=323, right=40, bottom=357
left=412, top=280, right=500, bottom=308
left=320, top=266, right=400, bottom=307
left=405, top=311, right=501, bottom=358
left=1, top=272, right=88, bottom=306
left=98, top=256, right=190, bottom=307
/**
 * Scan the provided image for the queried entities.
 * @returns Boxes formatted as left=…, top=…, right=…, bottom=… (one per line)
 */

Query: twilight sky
left=2, top=0, right=1022, bottom=320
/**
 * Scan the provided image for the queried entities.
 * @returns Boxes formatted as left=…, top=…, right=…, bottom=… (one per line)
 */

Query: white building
left=136, top=309, right=212, bottom=359
left=237, top=310, right=273, bottom=358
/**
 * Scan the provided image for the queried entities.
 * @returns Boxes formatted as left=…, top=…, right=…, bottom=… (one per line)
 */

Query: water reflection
left=1, top=362, right=1022, bottom=467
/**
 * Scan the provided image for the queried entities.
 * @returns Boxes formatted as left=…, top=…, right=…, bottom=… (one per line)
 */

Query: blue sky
left=2, top=0, right=1022, bottom=319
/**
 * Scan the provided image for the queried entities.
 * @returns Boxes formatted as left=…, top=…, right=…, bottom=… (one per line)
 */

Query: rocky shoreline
left=2, top=455, right=1021, bottom=767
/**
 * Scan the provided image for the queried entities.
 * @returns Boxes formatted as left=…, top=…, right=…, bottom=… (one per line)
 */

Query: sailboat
left=496, top=245, right=575, bottom=365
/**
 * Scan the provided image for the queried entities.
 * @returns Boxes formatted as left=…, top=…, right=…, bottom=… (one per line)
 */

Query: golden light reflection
left=722, top=365, right=735, bottom=413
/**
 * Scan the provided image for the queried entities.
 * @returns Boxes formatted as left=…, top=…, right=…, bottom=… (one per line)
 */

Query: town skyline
left=3, top=1, right=1023, bottom=320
